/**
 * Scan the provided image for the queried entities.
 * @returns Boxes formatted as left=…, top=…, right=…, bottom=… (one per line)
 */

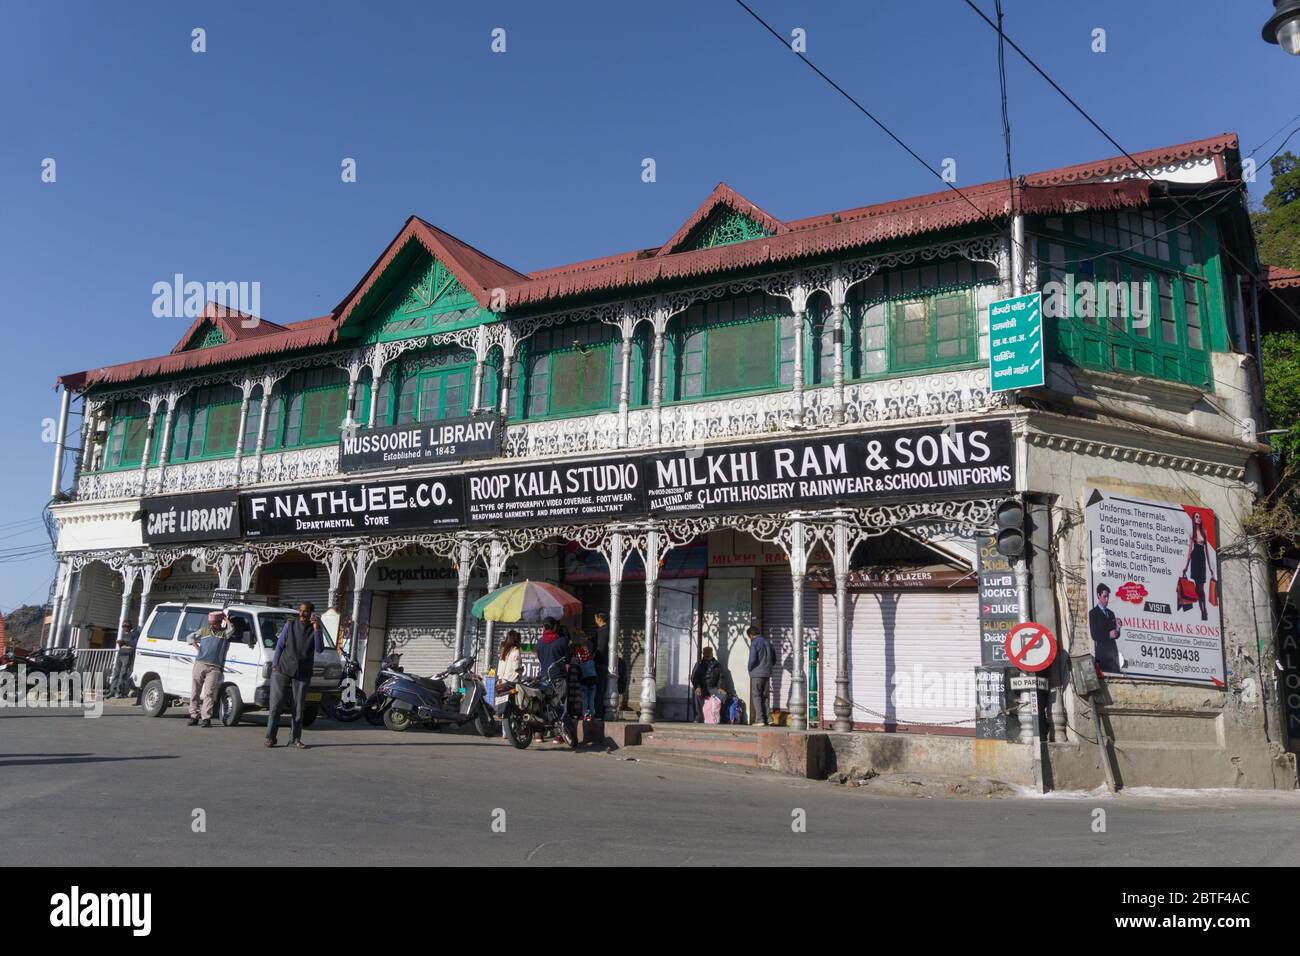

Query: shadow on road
left=0, top=754, right=180, bottom=768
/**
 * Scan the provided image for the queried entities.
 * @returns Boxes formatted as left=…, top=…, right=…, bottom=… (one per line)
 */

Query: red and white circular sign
left=1004, top=622, right=1058, bottom=673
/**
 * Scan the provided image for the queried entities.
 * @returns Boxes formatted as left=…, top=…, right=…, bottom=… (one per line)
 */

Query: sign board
left=241, top=477, right=464, bottom=539
left=1005, top=621, right=1058, bottom=673
left=989, top=291, right=1044, bottom=393
left=141, top=492, right=241, bottom=544
left=339, top=413, right=503, bottom=472
left=1084, top=488, right=1226, bottom=687
left=1009, top=673, right=1048, bottom=691
left=975, top=665, right=1015, bottom=741
left=977, top=535, right=1020, bottom=665
left=464, top=460, right=645, bottom=526
left=644, top=421, right=1014, bottom=517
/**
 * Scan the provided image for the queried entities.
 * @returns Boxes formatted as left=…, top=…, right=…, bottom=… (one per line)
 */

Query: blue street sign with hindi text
left=989, top=291, right=1044, bottom=393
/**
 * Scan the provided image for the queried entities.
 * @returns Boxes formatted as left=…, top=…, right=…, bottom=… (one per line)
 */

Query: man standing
left=265, top=602, right=324, bottom=749
left=1089, top=584, right=1122, bottom=675
left=592, top=611, right=610, bottom=720
left=746, top=625, right=774, bottom=727
left=108, top=621, right=138, bottom=699
left=690, top=646, right=723, bottom=722
left=187, top=611, right=231, bottom=727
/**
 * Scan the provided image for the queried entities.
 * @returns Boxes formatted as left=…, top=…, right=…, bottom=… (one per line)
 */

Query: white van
left=132, top=601, right=343, bottom=726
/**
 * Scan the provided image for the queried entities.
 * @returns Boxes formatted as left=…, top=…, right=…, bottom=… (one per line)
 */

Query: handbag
left=1208, top=579, right=1218, bottom=607
left=1176, top=577, right=1197, bottom=611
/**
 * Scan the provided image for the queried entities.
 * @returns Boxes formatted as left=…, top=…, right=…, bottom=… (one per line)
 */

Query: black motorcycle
left=503, top=661, right=577, bottom=750
left=1, top=647, right=77, bottom=676
left=325, top=656, right=367, bottom=722
left=377, top=656, right=497, bottom=736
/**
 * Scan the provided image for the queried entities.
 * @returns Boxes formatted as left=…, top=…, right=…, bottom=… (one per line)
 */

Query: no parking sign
left=1004, top=622, right=1058, bottom=673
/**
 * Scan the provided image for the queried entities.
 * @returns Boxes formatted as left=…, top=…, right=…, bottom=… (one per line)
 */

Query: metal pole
left=50, top=386, right=71, bottom=498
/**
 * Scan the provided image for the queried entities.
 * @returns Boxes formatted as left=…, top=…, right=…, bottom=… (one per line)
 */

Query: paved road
left=3, top=704, right=1299, bottom=866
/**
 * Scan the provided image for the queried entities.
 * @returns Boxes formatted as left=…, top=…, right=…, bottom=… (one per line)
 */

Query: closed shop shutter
left=384, top=589, right=482, bottom=678
left=276, top=571, right=330, bottom=616
left=761, top=568, right=820, bottom=712
left=818, top=589, right=979, bottom=733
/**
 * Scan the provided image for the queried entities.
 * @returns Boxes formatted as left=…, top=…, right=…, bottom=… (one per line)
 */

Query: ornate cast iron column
left=790, top=282, right=809, bottom=427
left=639, top=529, right=661, bottom=724
left=832, top=515, right=853, bottom=732
left=606, top=530, right=625, bottom=715
left=788, top=518, right=809, bottom=731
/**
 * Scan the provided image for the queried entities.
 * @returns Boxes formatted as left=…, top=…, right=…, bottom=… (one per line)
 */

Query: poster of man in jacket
left=1084, top=487, right=1226, bottom=687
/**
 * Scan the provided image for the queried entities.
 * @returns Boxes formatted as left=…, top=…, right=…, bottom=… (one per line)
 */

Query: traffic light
left=995, top=497, right=1026, bottom=558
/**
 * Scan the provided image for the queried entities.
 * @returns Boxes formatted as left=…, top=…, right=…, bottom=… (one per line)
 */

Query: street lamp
left=1263, top=0, right=1300, bottom=55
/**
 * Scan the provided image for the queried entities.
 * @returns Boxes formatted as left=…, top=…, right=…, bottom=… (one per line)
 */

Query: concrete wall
left=827, top=731, right=1038, bottom=788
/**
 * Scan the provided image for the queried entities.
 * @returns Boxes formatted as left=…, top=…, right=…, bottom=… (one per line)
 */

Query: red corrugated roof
left=58, top=134, right=1239, bottom=392
left=168, top=301, right=288, bottom=354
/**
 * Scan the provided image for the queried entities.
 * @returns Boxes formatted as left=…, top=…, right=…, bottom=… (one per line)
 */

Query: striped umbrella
left=470, top=579, right=582, bottom=624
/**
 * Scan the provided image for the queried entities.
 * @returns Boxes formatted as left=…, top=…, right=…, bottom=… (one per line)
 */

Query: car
left=131, top=601, right=343, bottom=726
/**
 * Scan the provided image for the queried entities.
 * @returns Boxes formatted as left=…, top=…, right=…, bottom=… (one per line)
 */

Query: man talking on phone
left=265, top=602, right=325, bottom=749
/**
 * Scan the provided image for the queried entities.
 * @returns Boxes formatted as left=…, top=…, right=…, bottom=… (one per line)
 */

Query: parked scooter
left=377, top=656, right=497, bottom=736
left=503, top=661, right=577, bottom=750
left=363, top=654, right=404, bottom=725
left=325, top=656, right=367, bottom=722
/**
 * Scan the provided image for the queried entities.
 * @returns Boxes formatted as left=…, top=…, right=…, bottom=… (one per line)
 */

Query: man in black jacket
left=265, top=602, right=324, bottom=749
left=1089, top=584, right=1122, bottom=675
left=592, top=612, right=610, bottom=720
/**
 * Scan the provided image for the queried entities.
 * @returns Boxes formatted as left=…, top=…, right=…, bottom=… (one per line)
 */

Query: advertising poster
left=1084, top=488, right=1226, bottom=687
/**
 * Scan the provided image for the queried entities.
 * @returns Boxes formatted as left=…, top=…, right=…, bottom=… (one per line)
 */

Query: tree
left=1254, top=151, right=1300, bottom=271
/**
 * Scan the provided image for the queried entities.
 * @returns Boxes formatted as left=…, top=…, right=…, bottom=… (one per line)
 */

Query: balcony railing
left=73, top=367, right=1002, bottom=502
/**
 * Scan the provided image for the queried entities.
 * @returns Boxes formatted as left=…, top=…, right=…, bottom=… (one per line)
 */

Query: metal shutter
left=147, top=558, right=217, bottom=612
left=580, top=583, right=646, bottom=710
left=761, top=568, right=820, bottom=712
left=384, top=589, right=482, bottom=678
left=276, top=570, right=330, bottom=615
left=819, top=589, right=979, bottom=733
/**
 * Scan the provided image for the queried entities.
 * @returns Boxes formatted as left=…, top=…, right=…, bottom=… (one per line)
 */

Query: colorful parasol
left=470, top=579, right=582, bottom=624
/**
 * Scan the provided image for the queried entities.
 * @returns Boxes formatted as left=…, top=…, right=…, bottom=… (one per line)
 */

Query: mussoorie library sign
left=145, top=420, right=1015, bottom=543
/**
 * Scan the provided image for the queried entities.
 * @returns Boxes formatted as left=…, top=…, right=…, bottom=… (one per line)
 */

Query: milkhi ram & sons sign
left=140, top=420, right=1015, bottom=543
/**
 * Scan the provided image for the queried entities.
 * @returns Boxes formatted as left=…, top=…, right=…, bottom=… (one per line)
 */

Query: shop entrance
left=702, top=576, right=755, bottom=723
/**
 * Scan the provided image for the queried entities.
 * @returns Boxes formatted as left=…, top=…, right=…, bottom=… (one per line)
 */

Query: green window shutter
left=445, top=370, right=468, bottom=417
left=283, top=393, right=303, bottom=447
left=318, top=386, right=346, bottom=441
left=548, top=346, right=611, bottom=414
left=242, top=397, right=261, bottom=451
left=170, top=403, right=191, bottom=461
left=682, top=309, right=705, bottom=399
left=707, top=317, right=776, bottom=392
left=266, top=395, right=285, bottom=449
left=301, top=391, right=324, bottom=442
left=186, top=406, right=208, bottom=460
left=417, top=375, right=440, bottom=423
left=395, top=375, right=417, bottom=424
left=778, top=313, right=797, bottom=385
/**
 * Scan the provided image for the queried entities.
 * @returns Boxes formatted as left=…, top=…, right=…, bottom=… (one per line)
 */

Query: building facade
left=46, top=133, right=1296, bottom=789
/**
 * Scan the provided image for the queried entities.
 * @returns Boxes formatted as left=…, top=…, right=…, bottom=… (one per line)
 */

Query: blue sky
left=0, top=0, right=1295, bottom=611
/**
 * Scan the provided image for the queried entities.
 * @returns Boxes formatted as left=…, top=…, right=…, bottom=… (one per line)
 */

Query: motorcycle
left=325, top=656, right=367, bottom=722
left=1, top=646, right=77, bottom=677
left=377, top=656, right=497, bottom=736
left=361, top=653, right=405, bottom=725
left=503, top=661, right=577, bottom=750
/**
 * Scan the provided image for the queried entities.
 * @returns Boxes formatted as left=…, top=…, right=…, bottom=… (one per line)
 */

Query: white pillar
left=368, top=364, right=385, bottom=428
left=349, top=548, right=372, bottom=665
left=639, top=530, right=661, bottom=724
left=482, top=540, right=506, bottom=667
left=325, top=548, right=346, bottom=612
left=136, top=566, right=157, bottom=628
left=50, top=386, right=71, bottom=498
left=136, top=396, right=159, bottom=496
left=56, top=568, right=82, bottom=648
left=650, top=313, right=666, bottom=445
left=117, top=566, right=140, bottom=637
left=606, top=531, right=625, bottom=715
left=471, top=325, right=487, bottom=411
left=453, top=539, right=473, bottom=661
left=232, top=381, right=253, bottom=486
left=237, top=553, right=258, bottom=594
left=498, top=345, right=514, bottom=417
left=791, top=287, right=807, bottom=427
left=46, top=559, right=70, bottom=647
left=830, top=274, right=847, bottom=425
left=253, top=381, right=272, bottom=481
left=1011, top=213, right=1026, bottom=297
left=617, top=327, right=633, bottom=447
left=156, top=395, right=177, bottom=491
left=79, top=401, right=98, bottom=475
left=788, top=518, right=808, bottom=731
left=832, top=516, right=853, bottom=732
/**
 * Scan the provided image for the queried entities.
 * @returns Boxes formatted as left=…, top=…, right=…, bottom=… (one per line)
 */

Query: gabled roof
left=332, top=216, right=527, bottom=326
left=1263, top=265, right=1300, bottom=290
left=170, top=301, right=289, bottom=354
left=656, top=183, right=789, bottom=257
left=58, top=133, right=1243, bottom=392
